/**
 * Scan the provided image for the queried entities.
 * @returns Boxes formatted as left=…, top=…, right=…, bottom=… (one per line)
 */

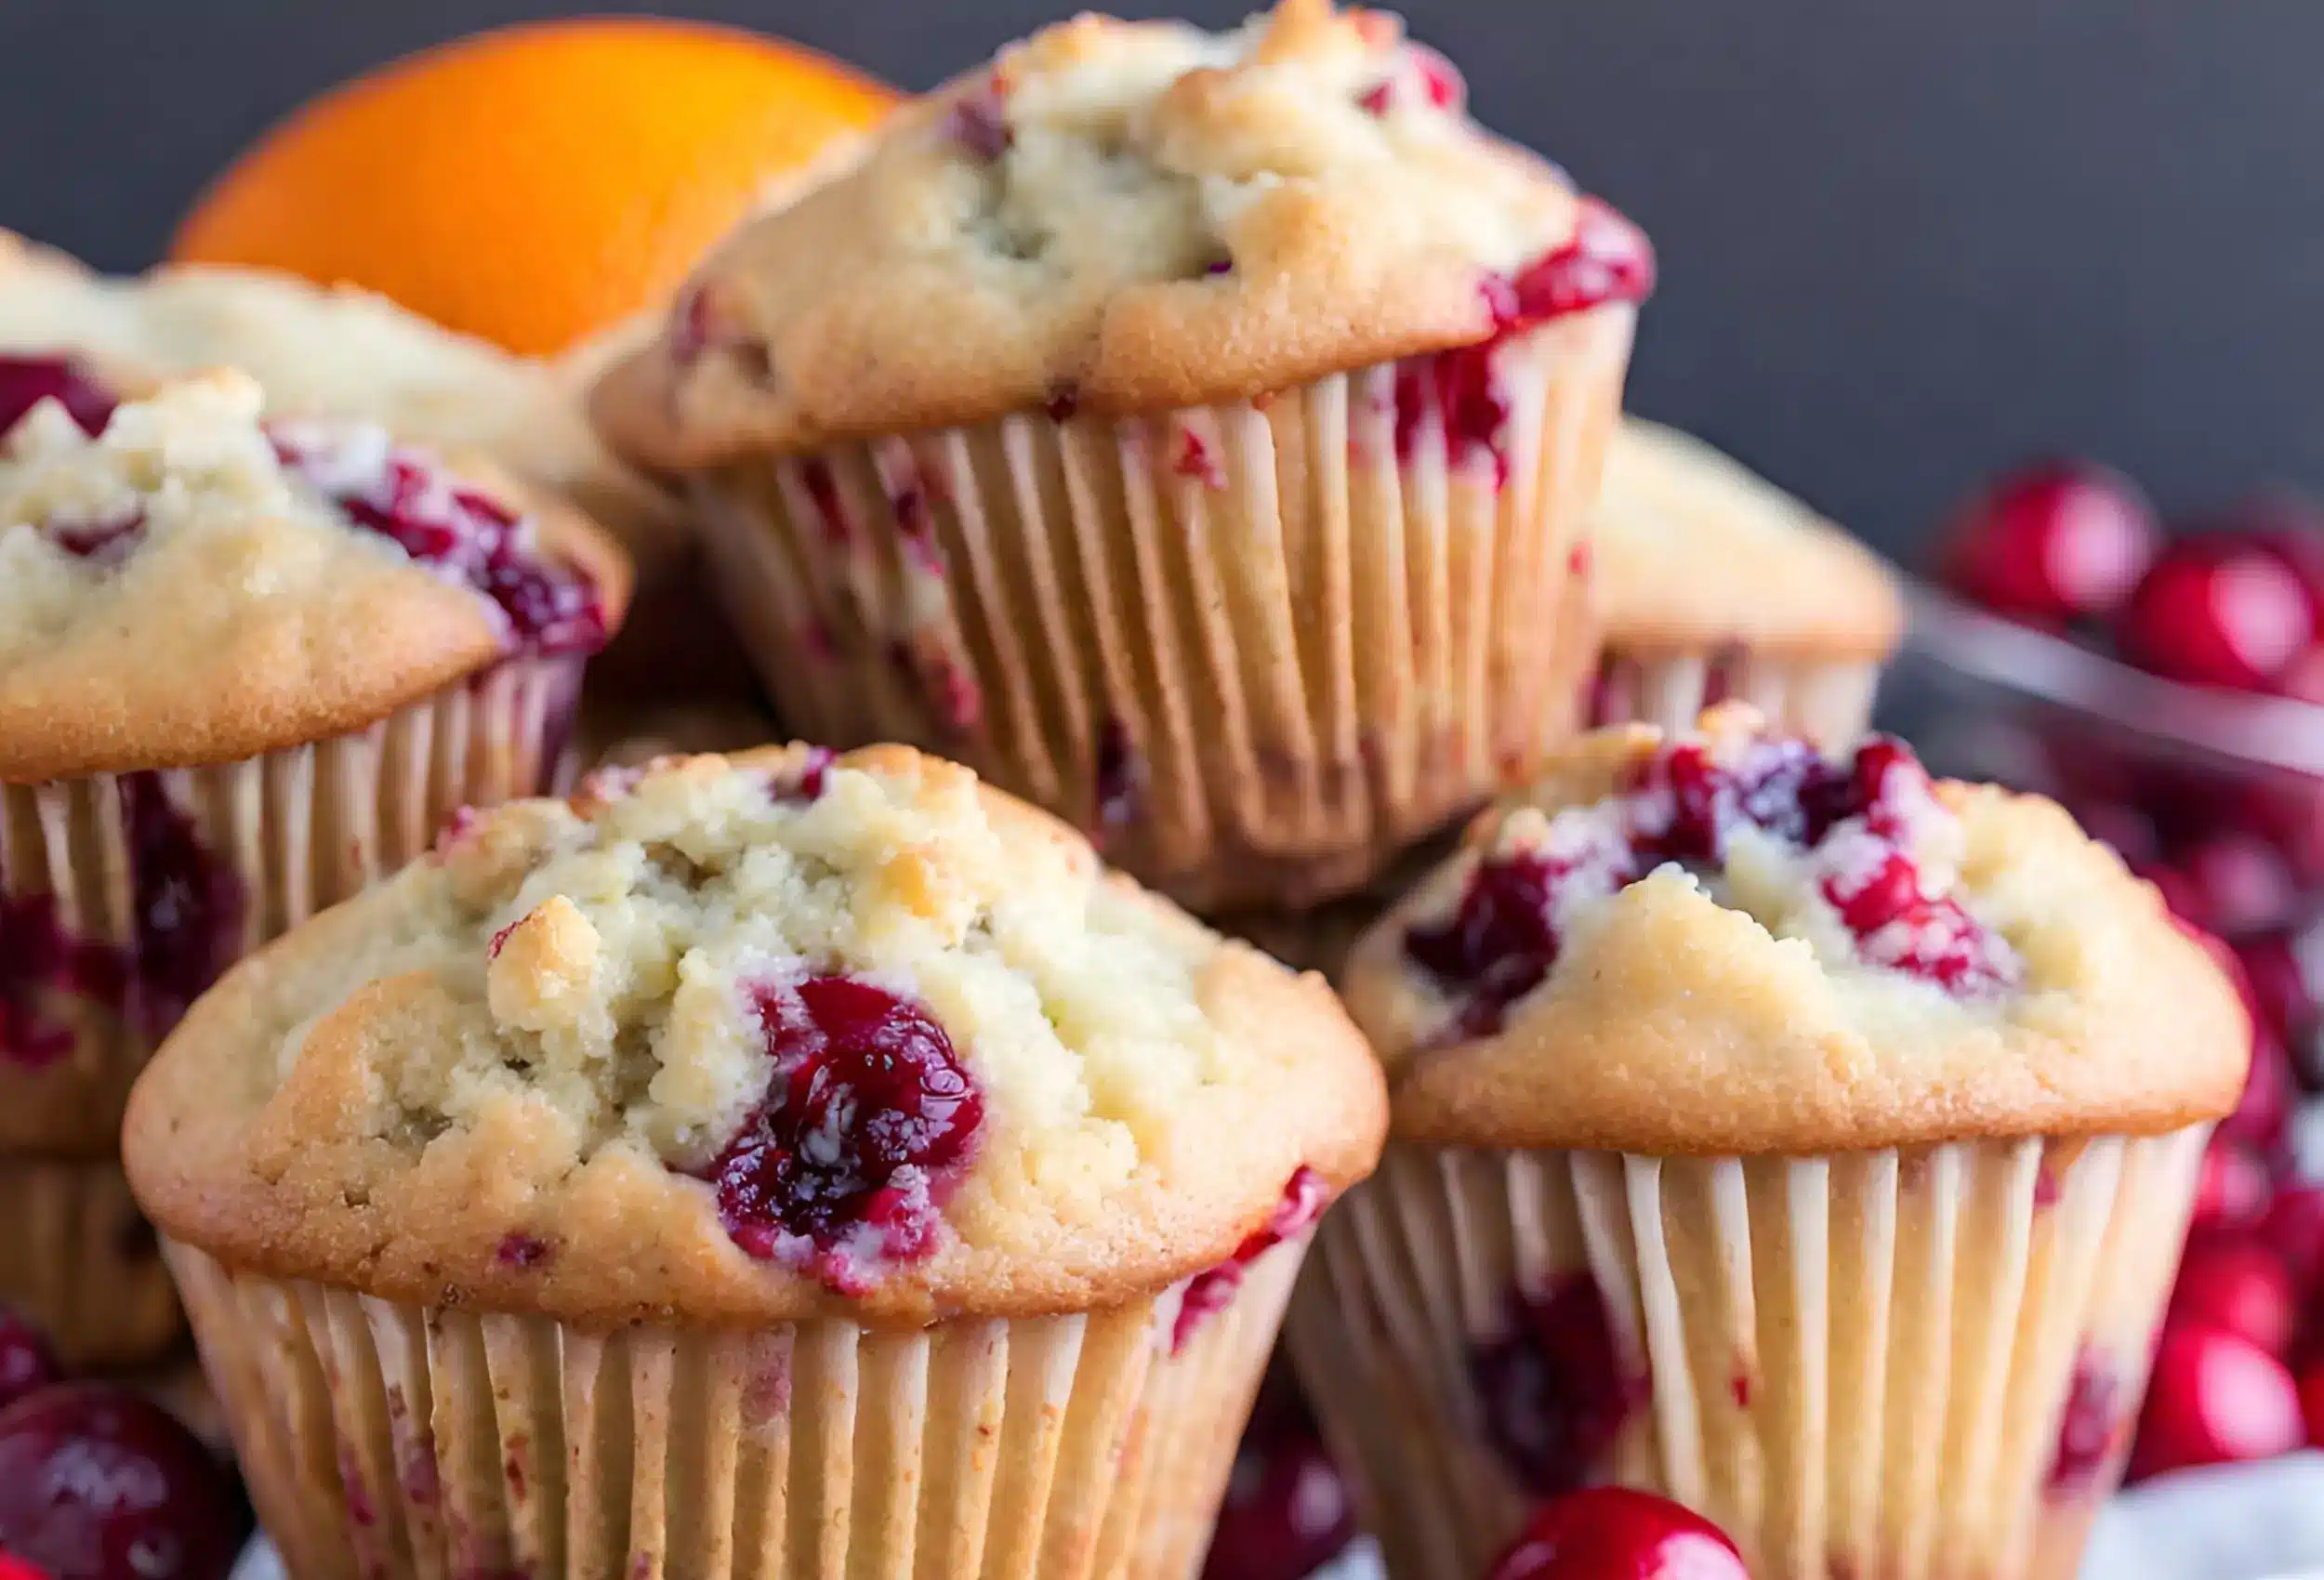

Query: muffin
left=593, top=0, right=1649, bottom=910
left=1587, top=419, right=1900, bottom=743
left=1287, top=705, right=2245, bottom=1580
left=0, top=368, right=628, bottom=1363
left=124, top=744, right=1386, bottom=1580
left=0, top=230, right=733, bottom=702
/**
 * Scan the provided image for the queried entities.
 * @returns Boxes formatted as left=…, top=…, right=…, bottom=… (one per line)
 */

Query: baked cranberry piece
left=1507, top=201, right=1657, bottom=325
left=2119, top=536, right=2314, bottom=691
left=1486, top=1487, right=1746, bottom=1580
left=2047, top=1350, right=2125, bottom=1490
left=704, top=975, right=982, bottom=1293
left=948, top=77, right=1012, bottom=160
left=2171, top=1237, right=2298, bottom=1357
left=1200, top=1422, right=1355, bottom=1580
left=122, top=773, right=242, bottom=1041
left=2129, top=1324, right=2303, bottom=1480
left=1470, top=1274, right=1645, bottom=1494
left=1406, top=852, right=1562, bottom=1037
left=0, top=1384, right=243, bottom=1580
left=1173, top=1166, right=1330, bottom=1350
left=0, top=1308, right=58, bottom=1411
left=1937, top=460, right=2157, bottom=626
left=0, top=355, right=116, bottom=439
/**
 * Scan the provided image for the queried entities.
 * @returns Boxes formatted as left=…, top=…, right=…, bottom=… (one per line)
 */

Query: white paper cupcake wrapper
left=690, top=309, right=1633, bottom=912
left=1591, top=649, right=1882, bottom=746
left=166, top=1229, right=1308, bottom=1580
left=0, top=1152, right=180, bottom=1369
left=0, top=656, right=585, bottom=1158
left=1287, top=1129, right=2208, bottom=1580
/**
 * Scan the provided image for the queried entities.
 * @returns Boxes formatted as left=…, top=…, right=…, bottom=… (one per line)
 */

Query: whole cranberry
left=2259, top=1185, right=2324, bottom=1290
left=2130, top=1324, right=2304, bottom=1480
left=0, top=1307, right=58, bottom=1411
left=1937, top=459, right=2159, bottom=625
left=0, top=1553, right=53, bottom=1580
left=2191, top=1139, right=2273, bottom=1234
left=1485, top=1487, right=1747, bottom=1580
left=1200, top=1427, right=1356, bottom=1580
left=2170, top=833, right=2299, bottom=938
left=2119, top=537, right=2314, bottom=691
left=0, top=1383, right=242, bottom=1580
left=2299, top=1360, right=2324, bottom=1446
left=2171, top=1237, right=2299, bottom=1356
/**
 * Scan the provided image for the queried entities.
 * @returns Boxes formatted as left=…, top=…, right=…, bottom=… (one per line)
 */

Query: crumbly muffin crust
left=594, top=0, right=1604, bottom=465
left=1340, top=707, right=2248, bottom=1153
left=125, top=745, right=1385, bottom=1324
left=1594, top=419, right=1902, bottom=656
left=0, top=372, right=629, bottom=783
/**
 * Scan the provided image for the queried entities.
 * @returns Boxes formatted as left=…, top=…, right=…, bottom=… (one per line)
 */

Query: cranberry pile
left=0, top=1304, right=244, bottom=1580
left=1936, top=460, right=2324, bottom=1483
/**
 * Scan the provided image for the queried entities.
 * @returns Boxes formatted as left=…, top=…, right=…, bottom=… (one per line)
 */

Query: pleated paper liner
left=0, top=1152, right=180, bottom=1370
left=0, top=655, right=586, bottom=1160
left=165, top=1230, right=1309, bottom=1580
left=1591, top=648, right=1882, bottom=747
left=1286, top=1128, right=2208, bottom=1580
left=689, top=307, right=1634, bottom=912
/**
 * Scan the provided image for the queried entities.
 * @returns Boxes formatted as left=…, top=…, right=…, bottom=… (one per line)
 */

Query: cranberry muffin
left=593, top=0, right=1648, bottom=911
left=0, top=231, right=730, bottom=701
left=125, top=744, right=1385, bottom=1580
left=1587, top=419, right=1900, bottom=743
left=0, top=369, right=627, bottom=1363
left=1292, top=705, right=2244, bottom=1580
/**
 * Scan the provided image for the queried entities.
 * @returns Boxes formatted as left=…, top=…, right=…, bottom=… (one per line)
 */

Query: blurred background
left=8, top=0, right=2324, bottom=560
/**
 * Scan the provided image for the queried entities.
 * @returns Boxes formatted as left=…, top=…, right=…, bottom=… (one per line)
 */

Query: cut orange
left=171, top=19, right=893, bottom=356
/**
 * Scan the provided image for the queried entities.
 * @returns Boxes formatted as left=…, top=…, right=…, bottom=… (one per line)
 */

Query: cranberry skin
left=2129, top=1324, right=2304, bottom=1480
left=0, top=355, right=116, bottom=439
left=2119, top=537, right=2314, bottom=691
left=2300, top=1361, right=2324, bottom=1446
left=1485, top=1487, right=1746, bottom=1580
left=0, top=1384, right=243, bottom=1580
left=703, top=975, right=983, bottom=1291
left=1406, top=853, right=1561, bottom=1037
left=1469, top=1275, right=1645, bottom=1494
left=1199, top=1428, right=1355, bottom=1580
left=2260, top=1184, right=2324, bottom=1290
left=0, top=1308, right=57, bottom=1411
left=2192, top=1140, right=2273, bottom=1234
left=1937, top=460, right=2159, bottom=625
left=2171, top=1238, right=2299, bottom=1356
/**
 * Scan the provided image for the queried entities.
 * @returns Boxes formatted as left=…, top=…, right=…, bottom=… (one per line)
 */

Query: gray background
left=5, top=0, right=2318, bottom=563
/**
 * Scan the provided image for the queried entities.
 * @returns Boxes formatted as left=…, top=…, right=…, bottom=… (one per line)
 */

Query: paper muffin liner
left=165, top=1228, right=1309, bottom=1580
left=689, top=308, right=1634, bottom=912
left=0, top=656, right=585, bottom=1159
left=0, top=1152, right=181, bottom=1370
left=1590, top=648, right=1882, bottom=746
left=1286, top=1128, right=2208, bottom=1580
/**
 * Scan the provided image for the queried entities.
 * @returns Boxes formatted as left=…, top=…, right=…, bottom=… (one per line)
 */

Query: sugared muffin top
left=0, top=370, right=628, bottom=783
left=125, top=745, right=1385, bottom=1323
left=1340, top=706, right=2247, bottom=1152
left=594, top=0, right=1652, bottom=465
left=0, top=230, right=676, bottom=560
left=1592, top=419, right=1902, bottom=656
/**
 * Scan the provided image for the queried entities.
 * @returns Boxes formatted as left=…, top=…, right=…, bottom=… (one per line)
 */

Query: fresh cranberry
left=0, top=355, right=116, bottom=439
left=1485, top=1487, right=1746, bottom=1580
left=1470, top=1274, right=1645, bottom=1494
left=0, top=1309, right=57, bottom=1412
left=1174, top=1167, right=1330, bottom=1351
left=1406, top=852, right=1561, bottom=1037
left=702, top=976, right=982, bottom=1293
left=1199, top=1426, right=1355, bottom=1580
left=2119, top=536, right=2314, bottom=691
left=2260, top=1185, right=2324, bottom=1290
left=2300, top=1361, right=2324, bottom=1446
left=2192, top=1140, right=2274, bottom=1233
left=2129, top=1325, right=2304, bottom=1480
left=0, top=1384, right=243, bottom=1580
left=2171, top=1238, right=2298, bottom=1356
left=2048, top=1350, right=2125, bottom=1490
left=1936, top=460, right=2158, bottom=626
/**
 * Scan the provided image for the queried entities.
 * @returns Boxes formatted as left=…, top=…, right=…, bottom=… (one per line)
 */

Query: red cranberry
left=1199, top=1426, right=1355, bottom=1580
left=2235, top=928, right=2317, bottom=1046
left=2119, top=537, right=2314, bottom=691
left=45, top=507, right=146, bottom=563
left=121, top=773, right=242, bottom=1043
left=1406, top=852, right=1562, bottom=1038
left=1485, top=1487, right=1746, bottom=1580
left=2261, top=1185, right=2324, bottom=1290
left=2192, top=1140, right=2274, bottom=1234
left=2171, top=1238, right=2298, bottom=1357
left=1470, top=1274, right=1646, bottom=1494
left=0, top=1384, right=243, bottom=1580
left=0, top=1309, right=58, bottom=1412
left=772, top=746, right=837, bottom=806
left=1937, top=460, right=2158, bottom=625
left=0, top=355, right=116, bottom=439
left=1174, top=1167, right=1330, bottom=1351
left=1508, top=201, right=1657, bottom=324
left=702, top=976, right=982, bottom=1293
left=2299, top=1360, right=2324, bottom=1447
left=2219, top=1028, right=2293, bottom=1155
left=948, top=78, right=1011, bottom=160
left=0, top=1554, right=53, bottom=1580
left=2129, top=1325, right=2304, bottom=1480
left=2048, top=1350, right=2125, bottom=1490
left=2169, top=833, right=2298, bottom=938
